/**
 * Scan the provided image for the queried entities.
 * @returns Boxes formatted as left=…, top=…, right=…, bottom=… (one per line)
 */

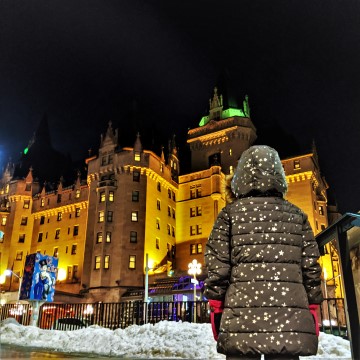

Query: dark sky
left=0, top=0, right=359, bottom=213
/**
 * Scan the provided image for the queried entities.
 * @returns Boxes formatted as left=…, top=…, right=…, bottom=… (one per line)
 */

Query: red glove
left=209, top=299, right=224, bottom=341
left=309, top=304, right=320, bottom=336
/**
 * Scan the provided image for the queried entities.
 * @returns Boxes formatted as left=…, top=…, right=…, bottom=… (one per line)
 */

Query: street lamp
left=4, top=269, right=22, bottom=302
left=188, top=259, right=201, bottom=323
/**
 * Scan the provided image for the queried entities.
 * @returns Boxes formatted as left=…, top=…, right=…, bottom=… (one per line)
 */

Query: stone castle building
left=0, top=88, right=340, bottom=303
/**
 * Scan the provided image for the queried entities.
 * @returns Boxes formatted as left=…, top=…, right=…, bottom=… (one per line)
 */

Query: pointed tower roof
left=160, top=146, right=165, bottom=163
left=57, top=176, right=64, bottom=193
left=100, top=121, right=118, bottom=150
left=133, top=132, right=143, bottom=152
left=25, top=167, right=33, bottom=183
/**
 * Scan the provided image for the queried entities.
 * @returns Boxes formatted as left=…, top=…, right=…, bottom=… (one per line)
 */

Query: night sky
left=0, top=1, right=359, bottom=213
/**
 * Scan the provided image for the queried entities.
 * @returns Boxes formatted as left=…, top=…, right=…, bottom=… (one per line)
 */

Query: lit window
left=19, top=234, right=25, bottom=243
left=23, top=200, right=30, bottom=209
left=133, top=171, right=140, bottom=182
left=160, top=163, right=163, bottom=172
left=98, top=211, right=105, bottom=222
left=21, top=217, right=28, bottom=226
left=40, top=198, right=45, bottom=207
left=100, top=191, right=106, bottom=202
left=131, top=211, right=138, bottom=222
left=1, top=216, right=6, bottom=226
left=156, top=238, right=160, bottom=249
left=106, top=232, right=111, bottom=243
left=55, top=229, right=60, bottom=239
left=75, top=189, right=81, bottom=198
left=104, top=255, right=110, bottom=269
left=53, top=247, right=59, bottom=257
left=229, top=166, right=234, bottom=174
left=57, top=212, right=62, bottom=221
left=16, top=251, right=23, bottom=260
left=95, top=256, right=101, bottom=269
left=229, top=149, right=232, bottom=156
left=75, top=208, right=80, bottom=217
left=108, top=191, right=114, bottom=202
left=190, top=243, right=202, bottom=255
left=156, top=219, right=160, bottom=230
left=107, top=211, right=113, bottom=222
left=71, top=244, right=77, bottom=255
left=96, top=232, right=103, bottom=243
left=197, top=206, right=202, bottom=216
left=38, top=233, right=43, bottom=242
left=73, top=225, right=79, bottom=236
left=157, top=199, right=161, bottom=210
left=319, top=206, right=324, bottom=215
left=129, top=255, right=136, bottom=269
left=132, top=190, right=139, bottom=202
left=294, top=160, right=300, bottom=169
left=134, top=152, right=141, bottom=161
left=197, top=224, right=202, bottom=235
left=130, top=231, right=137, bottom=243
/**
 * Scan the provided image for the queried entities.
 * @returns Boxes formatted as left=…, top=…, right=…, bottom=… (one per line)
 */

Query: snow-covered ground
left=0, top=319, right=352, bottom=359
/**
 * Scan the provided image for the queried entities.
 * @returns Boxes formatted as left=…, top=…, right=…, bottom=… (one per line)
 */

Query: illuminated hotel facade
left=0, top=88, right=341, bottom=303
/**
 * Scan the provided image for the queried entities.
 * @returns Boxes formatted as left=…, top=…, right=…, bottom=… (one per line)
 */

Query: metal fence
left=0, top=298, right=348, bottom=339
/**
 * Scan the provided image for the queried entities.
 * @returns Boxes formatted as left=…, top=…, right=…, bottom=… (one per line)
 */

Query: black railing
left=319, top=297, right=347, bottom=338
left=0, top=303, right=32, bottom=326
left=0, top=298, right=347, bottom=339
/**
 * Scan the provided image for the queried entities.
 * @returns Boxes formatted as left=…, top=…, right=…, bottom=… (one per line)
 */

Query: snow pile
left=0, top=320, right=351, bottom=359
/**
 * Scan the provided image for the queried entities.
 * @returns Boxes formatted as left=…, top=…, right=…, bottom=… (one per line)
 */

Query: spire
left=75, top=170, right=81, bottom=188
left=100, top=121, right=118, bottom=149
left=133, top=132, right=143, bottom=153
left=41, top=182, right=46, bottom=196
left=57, top=176, right=64, bottom=193
left=160, top=146, right=165, bottom=163
left=25, top=167, right=33, bottom=183
left=209, top=87, right=223, bottom=110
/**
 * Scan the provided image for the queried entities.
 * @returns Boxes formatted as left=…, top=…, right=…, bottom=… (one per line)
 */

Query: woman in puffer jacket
left=204, top=145, right=323, bottom=360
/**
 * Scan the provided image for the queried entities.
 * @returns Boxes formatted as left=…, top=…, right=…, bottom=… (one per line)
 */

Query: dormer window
left=134, top=152, right=141, bottom=161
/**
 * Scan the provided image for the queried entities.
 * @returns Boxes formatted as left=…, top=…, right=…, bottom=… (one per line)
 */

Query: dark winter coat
left=204, top=145, right=323, bottom=357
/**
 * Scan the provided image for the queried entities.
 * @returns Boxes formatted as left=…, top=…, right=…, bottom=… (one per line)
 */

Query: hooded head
left=230, top=145, right=287, bottom=199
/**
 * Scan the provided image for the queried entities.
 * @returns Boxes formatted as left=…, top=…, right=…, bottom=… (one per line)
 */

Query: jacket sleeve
left=301, top=213, right=324, bottom=304
left=204, top=208, right=231, bottom=301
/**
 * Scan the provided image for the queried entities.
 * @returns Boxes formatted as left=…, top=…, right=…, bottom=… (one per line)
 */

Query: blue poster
left=20, top=253, right=58, bottom=302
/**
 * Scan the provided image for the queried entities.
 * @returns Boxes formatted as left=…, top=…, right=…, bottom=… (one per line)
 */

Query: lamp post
left=4, top=269, right=22, bottom=302
left=188, top=259, right=201, bottom=323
